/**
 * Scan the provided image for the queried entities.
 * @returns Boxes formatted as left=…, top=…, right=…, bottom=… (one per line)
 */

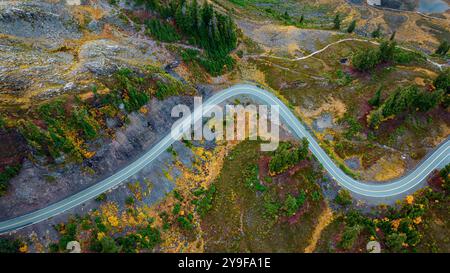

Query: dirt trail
left=304, top=204, right=333, bottom=253
left=256, top=37, right=445, bottom=70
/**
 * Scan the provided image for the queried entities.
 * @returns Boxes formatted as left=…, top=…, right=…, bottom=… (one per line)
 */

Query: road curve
left=0, top=84, right=449, bottom=234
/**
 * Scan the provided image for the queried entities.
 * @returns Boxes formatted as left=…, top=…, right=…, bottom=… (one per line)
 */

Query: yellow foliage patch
left=406, top=195, right=414, bottom=205
left=19, top=244, right=28, bottom=253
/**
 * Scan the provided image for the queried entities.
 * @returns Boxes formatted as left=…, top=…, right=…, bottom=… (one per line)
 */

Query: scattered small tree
left=390, top=31, right=396, bottom=41
left=283, top=195, right=299, bottom=216
left=367, top=108, right=383, bottom=129
left=95, top=193, right=107, bottom=202
left=434, top=68, right=450, bottom=93
left=333, top=14, right=341, bottom=30
left=347, top=20, right=356, bottom=33
left=440, top=164, right=450, bottom=192
left=299, top=14, right=304, bottom=24
left=415, top=89, right=445, bottom=112
left=368, top=87, right=383, bottom=107
left=371, top=24, right=382, bottom=38
left=367, top=85, right=445, bottom=128
left=352, top=48, right=379, bottom=71
left=435, top=40, right=450, bottom=56
left=378, top=41, right=397, bottom=62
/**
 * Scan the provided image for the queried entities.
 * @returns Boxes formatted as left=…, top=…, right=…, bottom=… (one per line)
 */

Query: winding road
left=0, top=84, right=448, bottom=234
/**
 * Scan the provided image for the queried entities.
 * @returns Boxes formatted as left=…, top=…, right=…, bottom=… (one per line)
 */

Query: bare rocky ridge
left=0, top=0, right=175, bottom=107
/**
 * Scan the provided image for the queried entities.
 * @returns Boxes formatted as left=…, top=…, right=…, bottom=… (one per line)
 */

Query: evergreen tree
left=175, top=0, right=189, bottom=32
left=379, top=40, right=396, bottom=62
left=347, top=20, right=356, bottom=33
left=137, top=0, right=238, bottom=76
left=189, top=0, right=200, bottom=36
left=299, top=14, right=304, bottom=24
left=352, top=48, right=379, bottom=71
left=381, top=86, right=418, bottom=117
left=369, top=87, right=383, bottom=107
left=368, top=108, right=383, bottom=129
left=415, top=89, right=444, bottom=112
left=436, top=40, right=450, bottom=56
left=434, top=68, right=450, bottom=93
left=333, top=14, right=341, bottom=30
left=368, top=85, right=444, bottom=127
left=390, top=31, right=396, bottom=41
left=371, top=24, right=382, bottom=38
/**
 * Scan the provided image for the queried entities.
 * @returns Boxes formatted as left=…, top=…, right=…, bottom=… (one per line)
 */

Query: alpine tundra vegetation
left=0, top=0, right=449, bottom=254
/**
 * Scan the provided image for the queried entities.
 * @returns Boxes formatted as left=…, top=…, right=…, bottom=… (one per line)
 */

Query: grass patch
left=201, top=140, right=326, bottom=252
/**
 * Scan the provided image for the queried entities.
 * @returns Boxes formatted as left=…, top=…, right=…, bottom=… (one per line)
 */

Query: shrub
left=435, top=40, right=450, bottom=56
left=244, top=165, right=266, bottom=192
left=193, top=184, right=216, bottom=217
left=172, top=203, right=181, bottom=215
left=371, top=25, right=382, bottom=38
left=340, top=114, right=362, bottom=140
left=282, top=191, right=307, bottom=216
left=367, top=108, right=384, bottom=129
left=123, top=86, right=149, bottom=112
left=198, top=54, right=235, bottom=76
left=173, top=190, right=183, bottom=201
left=440, top=164, right=450, bottom=191
left=335, top=189, right=352, bottom=206
left=263, top=199, right=281, bottom=219
left=0, top=238, right=22, bottom=253
left=125, top=196, right=135, bottom=206
left=338, top=224, right=362, bottom=250
left=95, top=193, right=107, bottom=202
left=336, top=69, right=352, bottom=86
left=177, top=215, right=194, bottom=230
left=283, top=195, right=299, bottom=216
left=311, top=191, right=322, bottom=202
left=269, top=138, right=309, bottom=175
left=134, top=225, right=161, bottom=249
left=0, top=164, right=21, bottom=196
left=393, top=47, right=424, bottom=64
left=99, top=236, right=119, bottom=253
left=386, top=232, right=407, bottom=252
left=57, top=221, right=77, bottom=251
left=0, top=116, right=5, bottom=129
left=155, top=80, right=180, bottom=100
left=71, top=108, right=100, bottom=139
left=352, top=48, right=379, bottom=71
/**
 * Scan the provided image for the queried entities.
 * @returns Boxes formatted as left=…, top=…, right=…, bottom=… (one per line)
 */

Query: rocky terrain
left=0, top=0, right=175, bottom=109
left=0, top=0, right=193, bottom=219
left=0, top=0, right=448, bottom=254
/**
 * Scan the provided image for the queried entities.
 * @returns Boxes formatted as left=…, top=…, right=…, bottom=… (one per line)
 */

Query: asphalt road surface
left=0, top=84, right=448, bottom=234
